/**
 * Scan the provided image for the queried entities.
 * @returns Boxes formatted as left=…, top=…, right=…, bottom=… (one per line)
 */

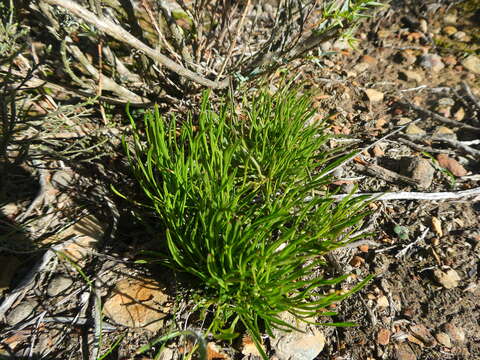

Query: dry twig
left=406, top=102, right=480, bottom=132
left=43, top=0, right=230, bottom=89
left=332, top=186, right=480, bottom=201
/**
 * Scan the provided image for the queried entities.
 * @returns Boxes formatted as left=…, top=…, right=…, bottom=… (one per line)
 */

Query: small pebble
left=436, top=154, right=468, bottom=177
left=400, top=70, right=423, bottom=83
left=461, top=55, right=480, bottom=75
left=359, top=244, right=369, bottom=253
left=360, top=55, right=377, bottom=65
left=372, top=145, right=384, bottom=157
left=377, top=295, right=389, bottom=308
left=397, top=117, right=413, bottom=126
left=435, top=332, right=452, bottom=348
left=377, top=328, right=391, bottom=345
left=47, top=275, right=74, bottom=297
left=442, top=26, right=457, bottom=36
left=437, top=97, right=455, bottom=107
left=350, top=256, right=365, bottom=267
left=433, top=126, right=456, bottom=140
left=453, top=31, right=470, bottom=42
left=433, top=269, right=461, bottom=289
left=443, top=55, right=458, bottom=66
left=6, top=300, right=38, bottom=326
left=431, top=217, right=443, bottom=237
left=365, top=89, right=384, bottom=103
left=410, top=324, right=436, bottom=346
left=320, top=41, right=332, bottom=52
left=454, top=107, right=465, bottom=121
left=443, top=323, right=466, bottom=344
left=420, top=54, right=445, bottom=72
left=405, top=123, right=426, bottom=136
left=419, top=19, right=428, bottom=33
left=444, top=13, right=457, bottom=25
left=401, top=157, right=434, bottom=189
left=395, top=343, right=417, bottom=360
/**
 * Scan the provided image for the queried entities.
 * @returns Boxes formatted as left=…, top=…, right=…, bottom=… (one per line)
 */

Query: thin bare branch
left=332, top=187, right=480, bottom=201
left=43, top=0, right=230, bottom=89
left=406, top=101, right=480, bottom=132
left=216, top=0, right=251, bottom=80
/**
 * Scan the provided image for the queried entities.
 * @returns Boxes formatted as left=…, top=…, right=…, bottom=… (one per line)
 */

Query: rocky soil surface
left=1, top=0, right=479, bottom=359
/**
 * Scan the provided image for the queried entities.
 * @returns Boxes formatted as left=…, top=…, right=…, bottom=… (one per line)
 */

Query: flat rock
left=400, top=70, right=423, bottom=83
left=436, top=154, right=468, bottom=177
left=410, top=324, right=436, bottom=346
left=461, top=55, right=480, bottom=74
left=420, top=54, right=444, bottom=72
left=395, top=343, right=417, bottom=360
left=442, top=26, right=457, bottom=36
left=400, top=157, right=434, bottom=189
left=271, top=312, right=325, bottom=360
left=365, top=89, right=384, bottom=103
left=47, top=275, right=73, bottom=297
left=433, top=126, right=456, bottom=140
left=6, top=299, right=38, bottom=326
left=435, top=332, right=452, bottom=347
left=443, top=323, right=466, bottom=344
left=377, top=328, right=391, bottom=345
left=397, top=117, right=413, bottom=126
left=103, top=278, right=169, bottom=332
left=433, top=269, right=461, bottom=289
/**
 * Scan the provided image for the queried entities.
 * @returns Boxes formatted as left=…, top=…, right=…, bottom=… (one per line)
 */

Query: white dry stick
left=90, top=279, right=103, bottom=360
left=395, top=227, right=429, bottom=258
left=461, top=81, right=480, bottom=112
left=437, top=138, right=480, bottom=157
left=407, top=102, right=480, bottom=132
left=332, top=186, right=480, bottom=201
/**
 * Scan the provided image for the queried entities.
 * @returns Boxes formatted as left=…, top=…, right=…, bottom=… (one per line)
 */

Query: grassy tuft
left=120, top=88, right=373, bottom=357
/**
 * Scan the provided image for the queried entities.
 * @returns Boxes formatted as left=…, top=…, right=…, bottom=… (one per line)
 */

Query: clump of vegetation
left=120, top=88, right=373, bottom=357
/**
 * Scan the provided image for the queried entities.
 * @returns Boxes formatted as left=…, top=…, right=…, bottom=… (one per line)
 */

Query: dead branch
left=322, top=118, right=422, bottom=179
left=396, top=137, right=456, bottom=155
left=332, top=186, right=480, bottom=201
left=355, top=163, right=421, bottom=188
left=406, top=101, right=480, bottom=132
left=42, top=0, right=230, bottom=89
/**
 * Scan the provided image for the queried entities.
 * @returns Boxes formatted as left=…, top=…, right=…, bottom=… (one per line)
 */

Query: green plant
left=136, top=330, right=207, bottom=360
left=0, top=0, right=28, bottom=58
left=119, top=88, right=373, bottom=357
